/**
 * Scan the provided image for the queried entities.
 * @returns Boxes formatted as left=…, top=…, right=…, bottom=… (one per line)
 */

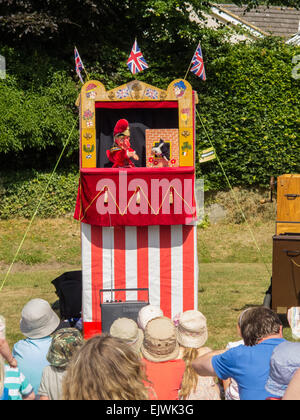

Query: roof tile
left=218, top=4, right=300, bottom=37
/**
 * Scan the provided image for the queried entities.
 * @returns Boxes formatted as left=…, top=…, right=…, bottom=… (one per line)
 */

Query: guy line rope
left=196, top=108, right=271, bottom=278
left=0, top=119, right=78, bottom=293
left=0, top=109, right=272, bottom=294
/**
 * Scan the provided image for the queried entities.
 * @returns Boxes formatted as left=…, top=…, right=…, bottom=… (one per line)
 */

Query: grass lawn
left=0, top=216, right=294, bottom=349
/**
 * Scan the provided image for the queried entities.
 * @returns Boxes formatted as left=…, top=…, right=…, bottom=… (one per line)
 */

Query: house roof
left=209, top=5, right=267, bottom=38
left=286, top=32, right=300, bottom=45
left=217, top=4, right=300, bottom=38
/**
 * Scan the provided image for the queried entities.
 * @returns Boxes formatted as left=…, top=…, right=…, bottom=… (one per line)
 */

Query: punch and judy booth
left=74, top=79, right=199, bottom=339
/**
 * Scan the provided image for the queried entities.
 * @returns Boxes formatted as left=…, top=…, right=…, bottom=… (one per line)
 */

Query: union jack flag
left=74, top=47, right=84, bottom=83
left=190, top=42, right=206, bottom=80
left=127, top=40, right=149, bottom=75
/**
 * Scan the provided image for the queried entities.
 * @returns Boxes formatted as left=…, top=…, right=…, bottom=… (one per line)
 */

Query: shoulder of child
left=197, top=346, right=213, bottom=357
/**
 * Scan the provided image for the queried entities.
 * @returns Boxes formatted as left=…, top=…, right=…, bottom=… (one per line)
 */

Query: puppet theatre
left=74, top=78, right=199, bottom=339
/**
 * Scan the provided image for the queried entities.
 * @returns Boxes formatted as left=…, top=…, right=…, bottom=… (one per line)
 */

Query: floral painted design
left=83, top=110, right=94, bottom=120
left=145, top=88, right=158, bottom=100
left=181, top=108, right=190, bottom=125
left=116, top=87, right=130, bottom=99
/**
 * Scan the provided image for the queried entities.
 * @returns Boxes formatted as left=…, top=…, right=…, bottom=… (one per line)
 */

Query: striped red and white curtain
left=81, top=223, right=198, bottom=339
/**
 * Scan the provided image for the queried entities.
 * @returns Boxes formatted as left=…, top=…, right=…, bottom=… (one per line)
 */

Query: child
left=38, top=328, right=84, bottom=400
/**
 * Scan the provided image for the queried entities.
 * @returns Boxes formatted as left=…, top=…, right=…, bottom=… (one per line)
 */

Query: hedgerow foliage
left=0, top=30, right=299, bottom=218
left=0, top=47, right=78, bottom=160
left=0, top=170, right=79, bottom=219
left=195, top=36, right=300, bottom=190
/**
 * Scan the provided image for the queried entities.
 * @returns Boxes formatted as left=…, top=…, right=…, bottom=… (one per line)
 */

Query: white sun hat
left=20, top=299, right=60, bottom=339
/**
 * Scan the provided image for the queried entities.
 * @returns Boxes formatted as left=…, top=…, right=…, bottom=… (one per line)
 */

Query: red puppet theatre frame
left=74, top=78, right=199, bottom=339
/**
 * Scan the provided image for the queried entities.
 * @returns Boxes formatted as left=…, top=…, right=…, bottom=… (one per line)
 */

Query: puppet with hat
left=106, top=119, right=139, bottom=168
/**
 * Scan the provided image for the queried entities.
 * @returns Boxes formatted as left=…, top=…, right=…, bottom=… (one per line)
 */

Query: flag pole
left=75, top=45, right=90, bottom=82
left=183, top=44, right=197, bottom=80
left=183, top=58, right=194, bottom=80
left=83, top=67, right=90, bottom=81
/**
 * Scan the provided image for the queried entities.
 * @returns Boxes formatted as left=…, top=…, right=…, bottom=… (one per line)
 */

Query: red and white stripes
left=81, top=223, right=198, bottom=339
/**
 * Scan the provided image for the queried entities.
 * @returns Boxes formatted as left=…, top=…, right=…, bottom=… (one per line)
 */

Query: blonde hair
left=62, top=334, right=151, bottom=400
left=178, top=347, right=199, bottom=400
left=0, top=355, right=4, bottom=397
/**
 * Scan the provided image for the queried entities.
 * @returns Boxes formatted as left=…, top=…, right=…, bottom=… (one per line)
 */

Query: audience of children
left=175, top=310, right=221, bottom=400
left=265, top=341, right=300, bottom=399
left=0, top=314, right=35, bottom=400
left=137, top=305, right=163, bottom=330
left=62, top=334, right=152, bottom=400
left=0, top=354, right=7, bottom=400
left=282, top=367, right=300, bottom=400
left=109, top=317, right=144, bottom=354
left=192, top=306, right=286, bottom=400
left=222, top=309, right=248, bottom=400
left=2, top=301, right=300, bottom=400
left=141, top=316, right=186, bottom=400
left=12, top=298, right=61, bottom=395
left=38, top=327, right=84, bottom=400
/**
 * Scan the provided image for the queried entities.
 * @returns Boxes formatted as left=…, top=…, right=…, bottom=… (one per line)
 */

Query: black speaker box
left=100, top=288, right=149, bottom=333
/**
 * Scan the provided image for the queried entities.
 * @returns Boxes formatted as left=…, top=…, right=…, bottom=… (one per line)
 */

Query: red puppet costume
left=106, top=119, right=139, bottom=168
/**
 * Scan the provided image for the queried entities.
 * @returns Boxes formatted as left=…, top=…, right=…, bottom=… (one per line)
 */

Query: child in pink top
left=141, top=316, right=185, bottom=400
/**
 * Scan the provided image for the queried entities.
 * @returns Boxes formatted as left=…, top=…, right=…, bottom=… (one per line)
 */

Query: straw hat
left=176, top=310, right=208, bottom=348
left=110, top=318, right=144, bottom=352
left=141, top=316, right=179, bottom=362
left=20, top=299, right=60, bottom=339
left=137, top=305, right=164, bottom=331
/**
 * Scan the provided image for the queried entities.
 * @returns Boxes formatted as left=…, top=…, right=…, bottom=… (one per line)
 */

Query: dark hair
left=239, top=306, right=282, bottom=346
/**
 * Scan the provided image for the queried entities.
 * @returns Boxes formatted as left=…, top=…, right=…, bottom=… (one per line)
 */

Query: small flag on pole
left=190, top=42, right=206, bottom=80
left=74, top=47, right=84, bottom=83
left=127, top=39, right=149, bottom=75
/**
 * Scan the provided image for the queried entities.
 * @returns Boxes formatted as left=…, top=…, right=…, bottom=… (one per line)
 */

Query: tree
left=0, top=1, right=206, bottom=52
left=1, top=1, right=297, bottom=54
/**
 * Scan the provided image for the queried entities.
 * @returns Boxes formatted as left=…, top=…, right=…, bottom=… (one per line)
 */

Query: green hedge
left=0, top=35, right=299, bottom=200
left=0, top=46, right=79, bottom=161
left=194, top=37, right=300, bottom=190
left=0, top=170, right=79, bottom=219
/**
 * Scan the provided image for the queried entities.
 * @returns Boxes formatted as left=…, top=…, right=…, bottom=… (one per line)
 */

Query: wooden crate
left=276, top=174, right=300, bottom=235
left=272, top=234, right=300, bottom=311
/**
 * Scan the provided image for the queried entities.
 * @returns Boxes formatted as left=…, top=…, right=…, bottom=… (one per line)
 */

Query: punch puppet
left=106, top=119, right=139, bottom=168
